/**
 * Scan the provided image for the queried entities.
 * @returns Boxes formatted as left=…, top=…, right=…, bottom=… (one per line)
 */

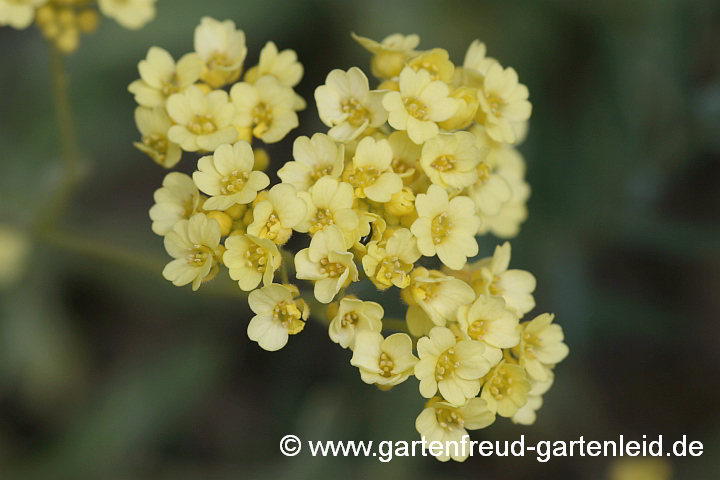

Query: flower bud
left=253, top=147, right=270, bottom=171
left=206, top=211, right=233, bottom=236
left=377, top=79, right=400, bottom=92
left=385, top=188, right=415, bottom=216
left=224, top=203, right=247, bottom=220
left=371, top=52, right=406, bottom=79
left=76, top=10, right=99, bottom=34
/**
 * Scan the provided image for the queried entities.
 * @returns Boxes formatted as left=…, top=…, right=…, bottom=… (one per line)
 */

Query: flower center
left=309, top=209, right=335, bottom=234
left=476, top=162, right=490, bottom=184
left=378, top=352, right=395, bottom=378
left=340, top=98, right=369, bottom=127
left=377, top=256, right=412, bottom=286
left=208, top=51, right=234, bottom=69
left=431, top=212, right=452, bottom=244
left=310, top=166, right=332, bottom=182
left=522, top=332, right=538, bottom=359
left=252, top=103, right=273, bottom=136
left=220, top=170, right=249, bottom=195
left=142, top=133, right=168, bottom=153
left=347, top=166, right=380, bottom=188
left=484, top=92, right=505, bottom=117
left=431, top=155, right=456, bottom=172
left=161, top=72, right=181, bottom=97
left=340, top=311, right=358, bottom=327
left=319, top=258, right=346, bottom=278
left=391, top=157, right=415, bottom=174
left=468, top=319, right=487, bottom=340
left=244, top=245, right=268, bottom=273
left=435, top=347, right=459, bottom=381
left=413, top=280, right=441, bottom=302
left=403, top=97, right=429, bottom=121
left=188, top=114, right=217, bottom=135
left=185, top=244, right=215, bottom=266
left=261, top=213, right=283, bottom=239
left=435, top=407, right=465, bottom=431
left=488, top=367, right=514, bottom=401
left=412, top=62, right=441, bottom=81
left=273, top=300, right=305, bottom=334
left=181, top=196, right=196, bottom=218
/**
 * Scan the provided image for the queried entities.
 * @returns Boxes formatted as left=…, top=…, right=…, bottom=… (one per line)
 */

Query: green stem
left=35, top=231, right=406, bottom=333
left=36, top=229, right=166, bottom=276
left=40, top=46, right=81, bottom=228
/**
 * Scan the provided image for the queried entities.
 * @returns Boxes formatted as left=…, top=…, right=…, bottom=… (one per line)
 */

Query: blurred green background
left=1, top=0, right=720, bottom=479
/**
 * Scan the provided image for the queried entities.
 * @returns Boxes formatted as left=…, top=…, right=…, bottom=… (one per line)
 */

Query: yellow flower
left=223, top=234, right=281, bottom=291
left=407, top=48, right=455, bottom=83
left=98, top=0, right=156, bottom=30
left=247, top=184, right=307, bottom=245
left=466, top=164, right=513, bottom=217
left=192, top=141, right=270, bottom=211
left=411, top=185, right=480, bottom=270
left=351, top=331, right=418, bottom=387
left=133, top=107, right=182, bottom=168
left=480, top=361, right=531, bottom=417
left=128, top=47, right=204, bottom=107
left=420, top=132, right=482, bottom=190
left=362, top=228, right=420, bottom=290
left=166, top=85, right=237, bottom=152
left=383, top=67, right=460, bottom=144
left=471, top=124, right=527, bottom=178
left=314, top=67, right=387, bottom=142
left=328, top=297, right=383, bottom=349
left=457, top=295, right=520, bottom=367
left=437, top=87, right=479, bottom=131
left=405, top=268, right=476, bottom=326
left=476, top=175, right=530, bottom=238
left=247, top=284, right=309, bottom=351
left=415, top=396, right=495, bottom=462
left=277, top=133, right=344, bottom=192
left=294, top=176, right=359, bottom=248
left=477, top=63, right=532, bottom=144
left=415, top=326, right=491, bottom=406
left=230, top=76, right=298, bottom=143
left=0, top=0, right=47, bottom=29
left=149, top=172, right=203, bottom=236
left=469, top=242, right=536, bottom=317
left=387, top=131, right=422, bottom=187
left=511, top=371, right=554, bottom=425
left=344, top=136, right=403, bottom=203
left=385, top=187, right=415, bottom=217
left=162, top=213, right=223, bottom=291
left=244, top=41, right=303, bottom=88
left=193, top=17, right=247, bottom=88
left=513, top=313, right=569, bottom=381
left=351, top=32, right=420, bottom=79
left=294, top=225, right=358, bottom=303
left=0, top=225, right=30, bottom=288
left=510, top=395, right=543, bottom=426
left=462, top=39, right=497, bottom=76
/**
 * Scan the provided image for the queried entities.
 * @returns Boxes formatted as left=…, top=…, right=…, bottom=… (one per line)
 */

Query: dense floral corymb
left=137, top=21, right=566, bottom=463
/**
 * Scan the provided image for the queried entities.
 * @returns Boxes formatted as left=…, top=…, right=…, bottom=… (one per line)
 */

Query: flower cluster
left=129, top=16, right=304, bottom=169
left=140, top=26, right=568, bottom=462
left=0, top=0, right=158, bottom=53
